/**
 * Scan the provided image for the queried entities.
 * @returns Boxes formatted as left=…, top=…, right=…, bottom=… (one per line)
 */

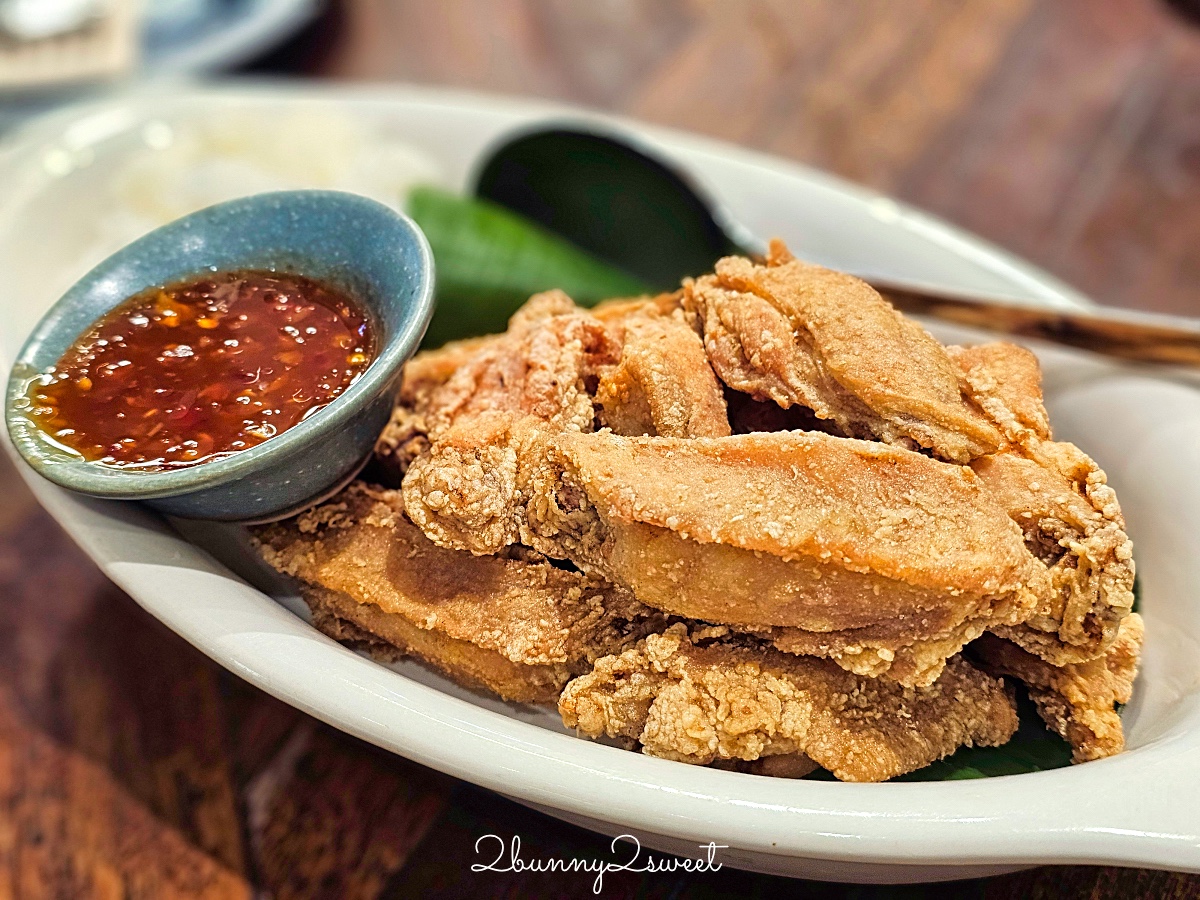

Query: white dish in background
left=0, top=83, right=1196, bottom=884
left=0, top=0, right=317, bottom=133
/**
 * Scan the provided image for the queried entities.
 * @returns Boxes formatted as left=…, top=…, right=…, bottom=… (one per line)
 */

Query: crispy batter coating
left=949, top=342, right=1135, bottom=665
left=372, top=405, right=431, bottom=487
left=595, top=312, right=730, bottom=438
left=682, top=241, right=1001, bottom=462
left=973, top=443, right=1135, bottom=664
left=418, top=290, right=614, bottom=436
left=399, top=333, right=505, bottom=411
left=253, top=482, right=657, bottom=673
left=590, top=291, right=683, bottom=325
left=974, top=613, right=1143, bottom=761
left=402, top=291, right=619, bottom=554
left=526, top=430, right=1043, bottom=685
left=543, top=430, right=1035, bottom=601
left=402, top=291, right=732, bottom=554
left=559, top=624, right=1018, bottom=782
left=305, top=584, right=571, bottom=702
left=763, top=611, right=1021, bottom=689
left=948, top=343, right=1050, bottom=446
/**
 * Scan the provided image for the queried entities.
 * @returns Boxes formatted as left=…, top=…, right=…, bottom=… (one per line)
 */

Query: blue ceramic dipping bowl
left=4, top=190, right=435, bottom=521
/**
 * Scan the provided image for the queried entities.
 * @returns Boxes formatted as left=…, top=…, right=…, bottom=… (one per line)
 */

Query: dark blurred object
left=140, top=0, right=323, bottom=75
left=243, top=0, right=343, bottom=73
left=1163, top=0, right=1200, bottom=25
left=476, top=127, right=743, bottom=288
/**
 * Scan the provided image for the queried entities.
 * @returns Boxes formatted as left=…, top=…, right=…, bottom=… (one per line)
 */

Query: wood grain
left=5, top=0, right=1200, bottom=897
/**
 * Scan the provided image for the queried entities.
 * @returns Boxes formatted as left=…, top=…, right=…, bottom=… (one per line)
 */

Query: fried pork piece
left=402, top=291, right=620, bottom=554
left=947, top=343, right=1135, bottom=665
left=399, top=333, right=506, bottom=411
left=253, top=482, right=659, bottom=701
left=525, top=429, right=1045, bottom=686
left=403, top=291, right=732, bottom=554
left=948, top=343, right=1050, bottom=447
left=559, top=624, right=1018, bottom=782
left=973, top=442, right=1135, bottom=664
left=974, top=613, right=1144, bottom=761
left=590, top=290, right=683, bottom=325
left=594, top=312, right=730, bottom=438
left=415, top=290, right=614, bottom=435
left=305, top=584, right=571, bottom=702
left=373, top=335, right=509, bottom=484
left=683, top=241, right=1002, bottom=462
left=762, top=613, right=1020, bottom=689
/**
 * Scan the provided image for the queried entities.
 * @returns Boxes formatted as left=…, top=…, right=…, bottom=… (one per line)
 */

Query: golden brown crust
left=973, top=442, right=1135, bottom=665
left=559, top=624, right=1018, bottom=782
left=595, top=313, right=730, bottom=439
left=974, top=613, right=1143, bottom=761
left=304, top=584, right=572, bottom=703
left=947, top=343, right=1051, bottom=445
left=546, top=430, right=1035, bottom=598
left=253, top=482, right=657, bottom=670
left=395, top=267, right=1136, bottom=693
left=682, top=246, right=1002, bottom=462
left=525, top=429, right=1043, bottom=685
left=763, top=610, right=1020, bottom=688
left=373, top=405, right=431, bottom=486
left=398, top=333, right=505, bottom=411
left=940, top=340, right=1135, bottom=666
left=415, top=291, right=615, bottom=440
left=401, top=291, right=732, bottom=556
left=401, top=292, right=619, bottom=555
left=590, top=291, right=683, bottom=324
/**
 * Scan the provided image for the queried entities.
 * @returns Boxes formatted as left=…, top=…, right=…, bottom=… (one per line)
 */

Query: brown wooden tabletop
left=5, top=1, right=1200, bottom=897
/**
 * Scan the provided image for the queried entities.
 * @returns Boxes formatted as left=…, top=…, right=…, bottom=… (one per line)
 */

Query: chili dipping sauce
left=18, top=270, right=375, bottom=469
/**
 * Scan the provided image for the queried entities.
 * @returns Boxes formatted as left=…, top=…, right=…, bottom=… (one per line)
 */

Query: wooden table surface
left=4, top=1, right=1200, bottom=897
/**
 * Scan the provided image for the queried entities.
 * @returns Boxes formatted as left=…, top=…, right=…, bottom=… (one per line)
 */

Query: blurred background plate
left=0, top=0, right=320, bottom=132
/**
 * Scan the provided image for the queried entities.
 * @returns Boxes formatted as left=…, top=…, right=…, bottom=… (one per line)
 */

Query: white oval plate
left=1, top=83, right=1197, bottom=884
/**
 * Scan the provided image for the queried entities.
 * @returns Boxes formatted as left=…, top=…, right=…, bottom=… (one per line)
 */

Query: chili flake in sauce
left=19, top=270, right=375, bottom=468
